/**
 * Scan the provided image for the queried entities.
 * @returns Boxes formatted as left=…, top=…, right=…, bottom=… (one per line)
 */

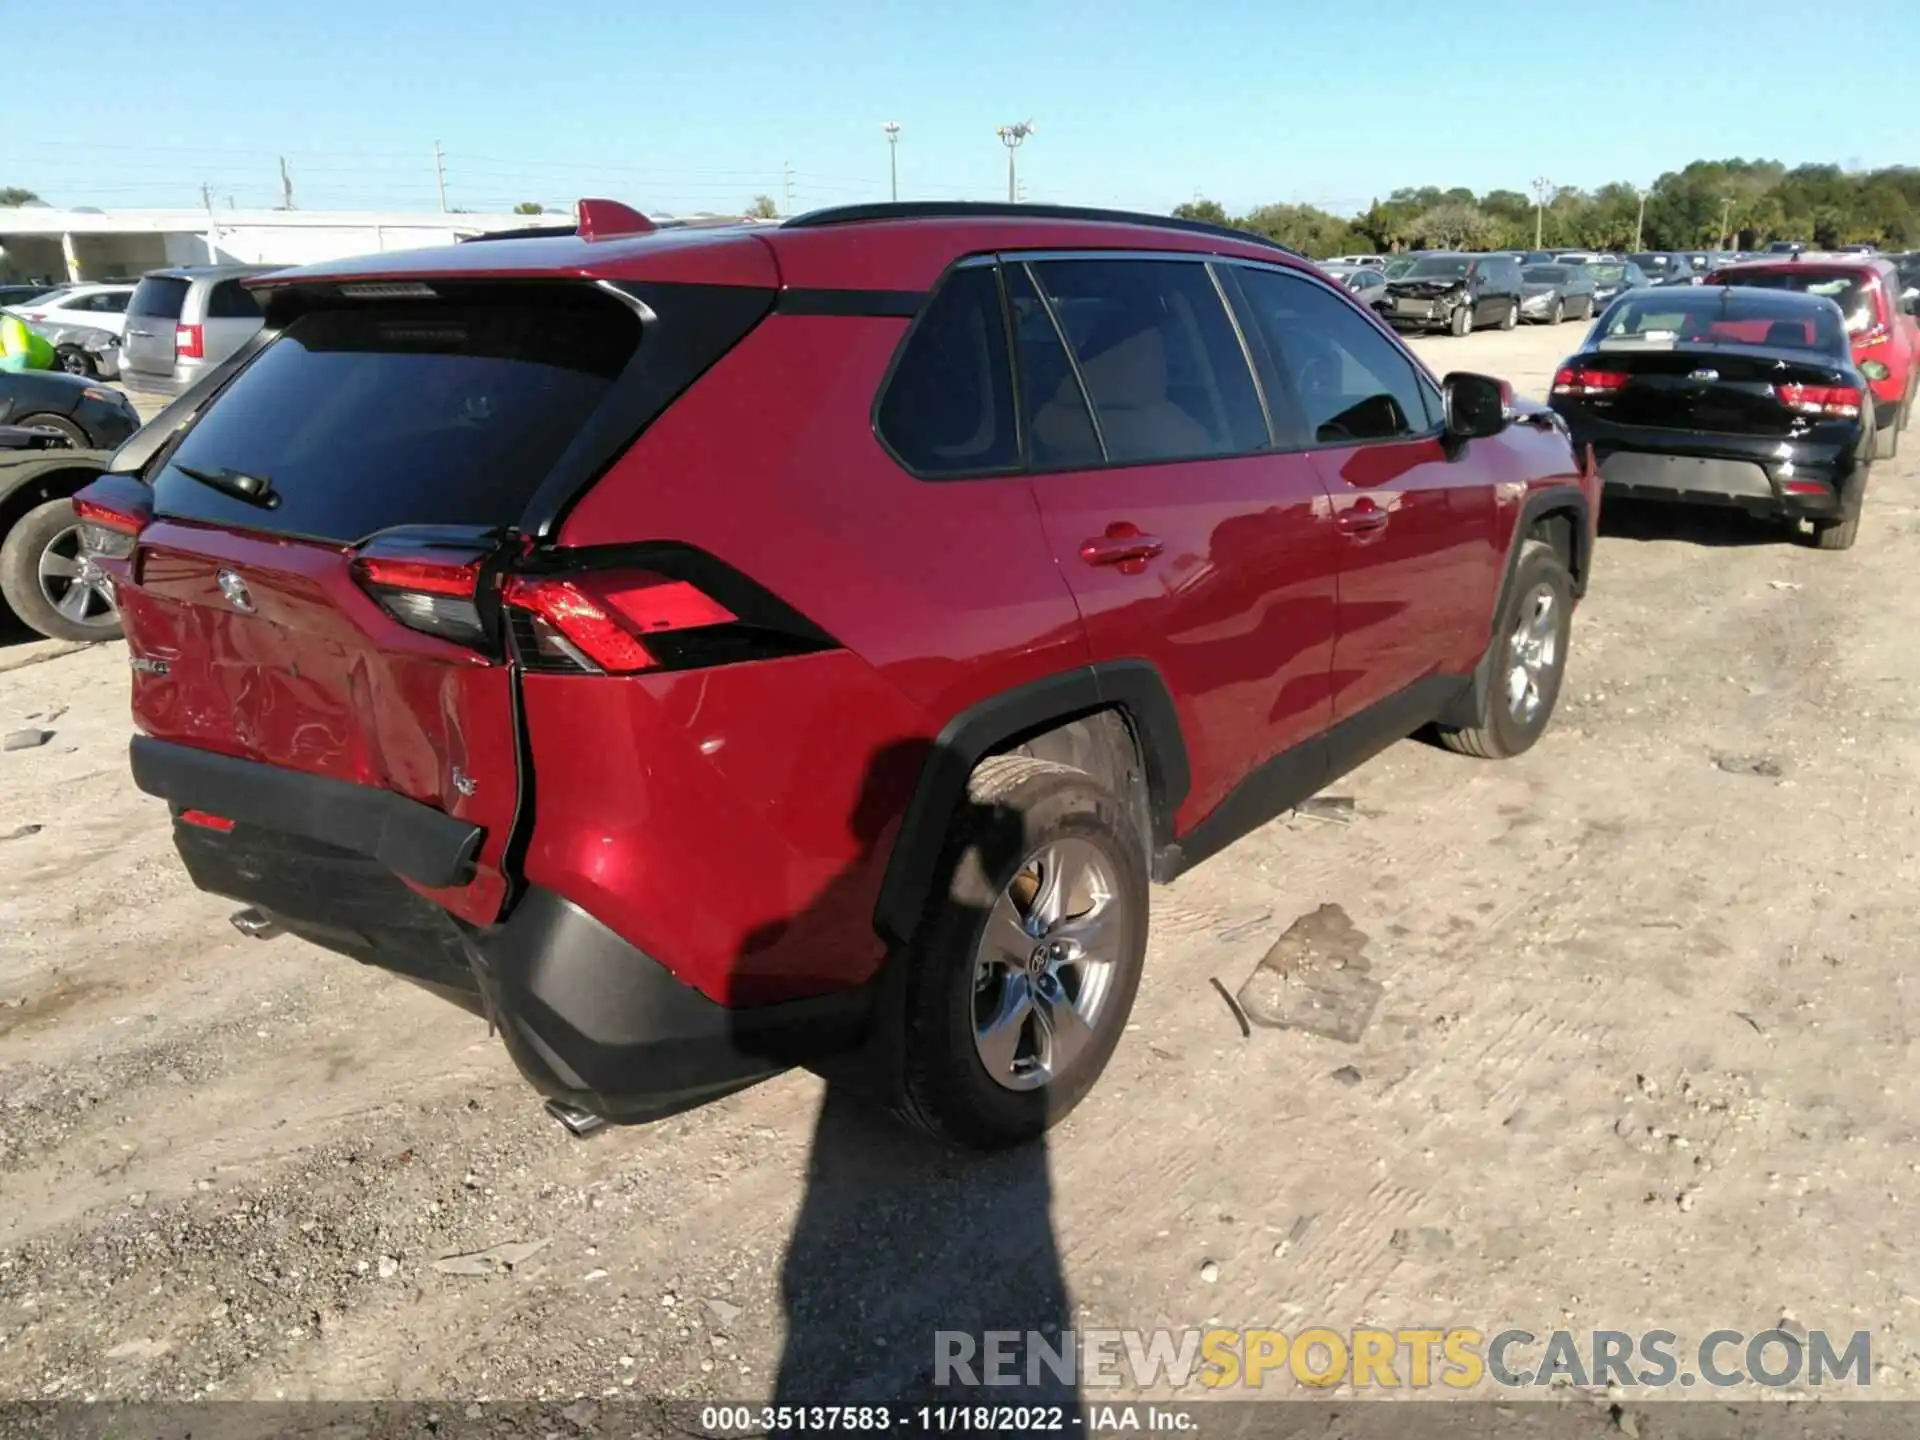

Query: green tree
left=0, top=187, right=39, bottom=206
left=512, top=201, right=546, bottom=215
left=1410, top=202, right=1493, bottom=251
left=1172, top=198, right=1230, bottom=226
left=746, top=194, right=779, bottom=219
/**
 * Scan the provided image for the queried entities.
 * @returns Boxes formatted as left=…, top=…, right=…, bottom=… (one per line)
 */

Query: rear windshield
left=1523, top=266, right=1569, bottom=283
left=1715, top=268, right=1876, bottom=333
left=1599, top=290, right=1849, bottom=355
left=152, top=297, right=639, bottom=542
left=128, top=276, right=190, bottom=320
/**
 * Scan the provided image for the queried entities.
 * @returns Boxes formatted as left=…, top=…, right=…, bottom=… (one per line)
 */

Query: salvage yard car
left=0, top=395, right=131, bottom=639
left=1519, top=263, right=1597, bottom=324
left=79, top=200, right=1599, bottom=1148
left=1550, top=285, right=1876, bottom=549
left=1380, top=251, right=1524, bottom=335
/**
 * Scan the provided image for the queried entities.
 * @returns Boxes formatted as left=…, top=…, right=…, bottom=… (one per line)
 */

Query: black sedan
left=1518, top=264, right=1598, bottom=324
left=0, top=368, right=140, bottom=449
left=1551, top=286, right=1873, bottom=549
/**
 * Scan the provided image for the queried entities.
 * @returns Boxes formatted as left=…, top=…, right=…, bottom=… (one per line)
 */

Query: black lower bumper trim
left=130, top=736, right=482, bottom=889
left=469, top=887, right=874, bottom=1123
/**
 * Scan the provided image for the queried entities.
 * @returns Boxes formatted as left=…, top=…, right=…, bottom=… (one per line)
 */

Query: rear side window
left=1237, top=267, right=1433, bottom=445
left=875, top=266, right=1018, bottom=477
left=1027, top=258, right=1268, bottom=465
left=1004, top=264, right=1100, bottom=469
left=206, top=280, right=262, bottom=319
left=128, top=276, right=189, bottom=319
left=152, top=295, right=639, bottom=542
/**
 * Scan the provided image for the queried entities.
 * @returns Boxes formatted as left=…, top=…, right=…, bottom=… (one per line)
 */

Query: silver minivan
left=121, top=264, right=278, bottom=395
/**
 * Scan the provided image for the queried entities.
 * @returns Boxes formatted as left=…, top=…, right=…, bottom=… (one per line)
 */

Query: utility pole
left=1718, top=195, right=1735, bottom=250
left=278, top=156, right=294, bottom=210
left=1531, top=175, right=1554, bottom=249
left=200, top=182, right=213, bottom=213
left=1633, top=185, right=1650, bottom=251
left=434, top=141, right=448, bottom=213
left=997, top=121, right=1035, bottom=204
left=782, top=160, right=795, bottom=213
left=882, top=122, right=901, bottom=203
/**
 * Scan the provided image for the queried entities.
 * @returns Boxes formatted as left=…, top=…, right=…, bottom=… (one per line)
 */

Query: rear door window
left=1004, top=263, right=1100, bottom=469
left=1026, top=258, right=1269, bottom=465
left=151, top=293, right=640, bottom=542
left=128, top=276, right=190, bottom=319
left=874, top=265, right=1018, bottom=477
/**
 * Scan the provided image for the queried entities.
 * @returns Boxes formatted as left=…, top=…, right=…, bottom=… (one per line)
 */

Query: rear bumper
left=1554, top=414, right=1859, bottom=517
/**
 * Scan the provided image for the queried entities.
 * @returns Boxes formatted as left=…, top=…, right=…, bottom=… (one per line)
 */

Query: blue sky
left=6, top=0, right=1916, bottom=219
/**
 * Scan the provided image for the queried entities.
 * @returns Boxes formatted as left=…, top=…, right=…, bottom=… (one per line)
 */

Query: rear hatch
left=115, top=272, right=771, bottom=923
left=1554, top=342, right=1859, bottom=437
left=122, top=274, right=189, bottom=378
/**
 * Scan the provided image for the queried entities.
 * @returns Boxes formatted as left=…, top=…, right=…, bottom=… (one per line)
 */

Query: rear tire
left=1873, top=409, right=1899, bottom=461
left=13, top=412, right=86, bottom=447
left=54, top=347, right=95, bottom=378
left=1500, top=299, right=1519, bottom=330
left=1437, top=539, right=1573, bottom=760
left=1805, top=464, right=1867, bottom=552
left=1550, top=298, right=1565, bottom=325
left=894, top=755, right=1148, bottom=1149
left=1451, top=304, right=1473, bottom=337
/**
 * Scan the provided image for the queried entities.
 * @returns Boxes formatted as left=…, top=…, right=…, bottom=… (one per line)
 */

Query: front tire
left=1450, top=304, right=1473, bottom=337
left=0, top=495, right=124, bottom=642
left=1550, top=297, right=1565, bottom=325
left=895, top=756, right=1148, bottom=1149
left=1437, top=539, right=1573, bottom=760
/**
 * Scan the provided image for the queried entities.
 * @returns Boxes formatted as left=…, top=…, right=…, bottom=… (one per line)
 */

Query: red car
left=1705, top=254, right=1920, bottom=458
left=79, top=200, right=1598, bottom=1148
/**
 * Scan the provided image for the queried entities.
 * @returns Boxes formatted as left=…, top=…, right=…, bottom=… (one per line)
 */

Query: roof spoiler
left=455, top=198, right=662, bottom=245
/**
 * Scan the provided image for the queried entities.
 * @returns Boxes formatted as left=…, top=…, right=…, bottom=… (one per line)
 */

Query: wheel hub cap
left=1505, top=583, right=1558, bottom=724
left=971, top=836, right=1123, bottom=1093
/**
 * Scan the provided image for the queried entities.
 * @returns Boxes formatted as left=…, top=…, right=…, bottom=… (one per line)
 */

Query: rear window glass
left=1715, top=269, right=1876, bottom=333
left=1599, top=291, right=1848, bottom=355
left=875, top=266, right=1018, bottom=477
left=152, top=298, right=638, bottom=542
left=205, top=280, right=262, bottom=319
left=128, top=276, right=190, bottom=319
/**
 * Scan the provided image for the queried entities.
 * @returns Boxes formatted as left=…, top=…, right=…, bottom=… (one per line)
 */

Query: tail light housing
left=503, top=572, right=739, bottom=674
left=175, top=322, right=204, bottom=359
left=1773, top=383, right=1862, bottom=419
left=1552, top=367, right=1629, bottom=396
left=71, top=474, right=154, bottom=561
left=350, top=549, right=490, bottom=647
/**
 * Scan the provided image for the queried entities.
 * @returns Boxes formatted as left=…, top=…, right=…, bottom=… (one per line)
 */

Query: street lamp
left=882, top=121, right=901, bottom=203
left=997, top=121, right=1034, bottom=204
left=1531, top=175, right=1555, bottom=250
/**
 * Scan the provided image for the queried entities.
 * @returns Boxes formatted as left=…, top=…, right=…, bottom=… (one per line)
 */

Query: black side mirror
left=1443, top=372, right=1511, bottom=440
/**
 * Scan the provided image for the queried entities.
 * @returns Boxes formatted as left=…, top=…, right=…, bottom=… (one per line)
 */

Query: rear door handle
left=1336, top=499, right=1390, bottom=535
left=1079, top=522, right=1164, bottom=570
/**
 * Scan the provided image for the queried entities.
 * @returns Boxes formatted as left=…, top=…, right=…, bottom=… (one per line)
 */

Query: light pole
left=1531, top=175, right=1555, bottom=250
left=997, top=121, right=1034, bottom=204
left=1633, top=185, right=1651, bottom=252
left=1718, top=195, right=1736, bottom=251
left=882, top=121, right=901, bottom=203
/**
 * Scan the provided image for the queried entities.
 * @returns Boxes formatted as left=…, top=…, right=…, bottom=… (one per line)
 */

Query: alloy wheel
left=36, top=523, right=119, bottom=630
left=1504, top=582, right=1558, bottom=724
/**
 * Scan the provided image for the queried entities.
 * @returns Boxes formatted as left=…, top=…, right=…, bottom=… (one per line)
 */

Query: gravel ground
left=4, top=321, right=1918, bottom=1417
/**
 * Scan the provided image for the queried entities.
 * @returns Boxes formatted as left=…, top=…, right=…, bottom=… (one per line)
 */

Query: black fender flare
left=873, top=659, right=1189, bottom=946
left=1443, top=483, right=1593, bottom=729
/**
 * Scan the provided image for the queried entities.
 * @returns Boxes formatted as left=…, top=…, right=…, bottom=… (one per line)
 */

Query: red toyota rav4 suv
left=79, top=201, right=1598, bottom=1148
left=1706, top=253, right=1920, bottom=459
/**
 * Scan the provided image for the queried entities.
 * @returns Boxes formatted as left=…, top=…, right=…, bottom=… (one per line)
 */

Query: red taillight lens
left=73, top=493, right=146, bottom=560
left=1773, top=383, right=1862, bottom=419
left=1552, top=367, right=1629, bottom=396
left=502, top=573, right=738, bottom=675
left=350, top=552, right=488, bottom=646
left=175, top=322, right=204, bottom=359
left=179, top=809, right=236, bottom=832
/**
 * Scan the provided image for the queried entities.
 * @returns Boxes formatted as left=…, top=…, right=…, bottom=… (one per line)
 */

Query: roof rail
left=781, top=201, right=1303, bottom=257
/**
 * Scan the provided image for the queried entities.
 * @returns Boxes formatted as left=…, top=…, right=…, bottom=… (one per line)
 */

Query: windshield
left=1599, top=290, right=1849, bottom=354
left=1402, top=257, right=1470, bottom=280
left=1629, top=254, right=1668, bottom=271
left=1522, top=266, right=1569, bottom=283
left=1383, top=258, right=1417, bottom=278
left=1589, top=264, right=1628, bottom=284
left=1717, top=269, right=1876, bottom=333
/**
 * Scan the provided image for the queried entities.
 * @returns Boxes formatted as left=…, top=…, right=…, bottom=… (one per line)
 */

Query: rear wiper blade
left=174, top=463, right=279, bottom=509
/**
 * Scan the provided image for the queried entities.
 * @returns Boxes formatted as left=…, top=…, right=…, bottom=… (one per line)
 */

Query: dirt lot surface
left=4, top=321, right=1917, bottom=1417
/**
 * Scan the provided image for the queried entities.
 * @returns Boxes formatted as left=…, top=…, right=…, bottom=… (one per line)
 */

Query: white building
left=0, top=205, right=628, bottom=283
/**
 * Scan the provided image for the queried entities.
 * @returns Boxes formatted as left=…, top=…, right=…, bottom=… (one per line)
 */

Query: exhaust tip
left=229, top=907, right=284, bottom=940
left=545, top=1098, right=607, bottom=1138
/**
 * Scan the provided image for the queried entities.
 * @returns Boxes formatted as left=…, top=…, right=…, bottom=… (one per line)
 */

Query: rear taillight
left=175, top=322, right=204, bottom=359
left=1773, top=383, right=1862, bottom=419
left=350, top=552, right=488, bottom=647
left=1552, top=367, right=1629, bottom=396
left=71, top=475, right=154, bottom=561
left=502, top=573, right=738, bottom=674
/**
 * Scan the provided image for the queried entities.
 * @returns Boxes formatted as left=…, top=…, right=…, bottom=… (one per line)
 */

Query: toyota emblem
left=216, top=569, right=256, bottom=613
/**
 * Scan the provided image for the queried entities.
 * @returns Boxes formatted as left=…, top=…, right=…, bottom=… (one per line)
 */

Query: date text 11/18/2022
left=693, top=1403, right=1196, bottom=1432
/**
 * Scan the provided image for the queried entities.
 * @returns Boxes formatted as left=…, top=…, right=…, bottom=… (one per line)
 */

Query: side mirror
left=1443, top=372, right=1511, bottom=440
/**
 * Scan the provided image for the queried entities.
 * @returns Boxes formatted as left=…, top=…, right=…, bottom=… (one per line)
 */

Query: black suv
left=1380, top=252, right=1524, bottom=336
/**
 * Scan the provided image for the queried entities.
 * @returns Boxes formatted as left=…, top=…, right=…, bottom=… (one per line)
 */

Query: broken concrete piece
left=1236, top=902, right=1383, bottom=1043
left=430, top=1238, right=551, bottom=1276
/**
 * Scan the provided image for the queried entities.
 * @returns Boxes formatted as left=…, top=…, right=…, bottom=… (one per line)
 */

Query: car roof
left=1710, top=255, right=1891, bottom=277
left=248, top=200, right=1318, bottom=297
